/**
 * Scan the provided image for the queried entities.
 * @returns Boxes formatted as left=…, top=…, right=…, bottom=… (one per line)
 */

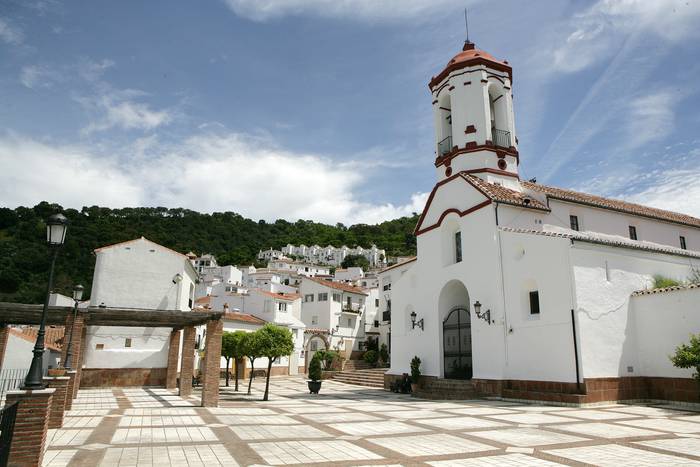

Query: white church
left=387, top=41, right=700, bottom=404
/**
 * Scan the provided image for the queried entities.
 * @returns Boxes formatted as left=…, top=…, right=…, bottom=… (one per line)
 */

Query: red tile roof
left=11, top=326, right=64, bottom=352
left=461, top=174, right=549, bottom=210
left=222, top=311, right=266, bottom=325
left=305, top=277, right=368, bottom=295
left=522, top=181, right=700, bottom=228
left=254, top=289, right=301, bottom=301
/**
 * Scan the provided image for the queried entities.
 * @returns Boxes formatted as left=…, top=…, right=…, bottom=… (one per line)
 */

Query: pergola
left=0, top=302, right=224, bottom=408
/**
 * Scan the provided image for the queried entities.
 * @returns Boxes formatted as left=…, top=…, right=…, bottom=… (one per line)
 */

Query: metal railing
left=0, top=401, right=18, bottom=466
left=492, top=128, right=512, bottom=148
left=0, top=369, right=28, bottom=403
left=437, top=135, right=453, bottom=157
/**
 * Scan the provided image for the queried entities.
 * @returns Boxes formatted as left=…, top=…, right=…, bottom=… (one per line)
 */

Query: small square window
left=680, top=236, right=687, bottom=250
left=629, top=226, right=637, bottom=240
left=125, top=338, right=132, bottom=348
left=96, top=343, right=104, bottom=350
left=569, top=215, right=579, bottom=231
left=529, top=291, right=540, bottom=315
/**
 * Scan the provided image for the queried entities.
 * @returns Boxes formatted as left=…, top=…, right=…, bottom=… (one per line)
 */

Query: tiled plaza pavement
left=44, top=376, right=700, bottom=466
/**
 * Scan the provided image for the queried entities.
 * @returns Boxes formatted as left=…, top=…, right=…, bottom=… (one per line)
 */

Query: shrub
left=308, top=354, right=322, bottom=382
left=315, top=349, right=340, bottom=370
left=379, top=344, right=389, bottom=366
left=653, top=275, right=681, bottom=289
left=671, top=334, right=700, bottom=385
left=363, top=350, right=378, bottom=366
left=410, top=356, right=421, bottom=383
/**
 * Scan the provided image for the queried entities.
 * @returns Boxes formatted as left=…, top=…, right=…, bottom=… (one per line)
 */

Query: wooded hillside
left=0, top=202, right=418, bottom=303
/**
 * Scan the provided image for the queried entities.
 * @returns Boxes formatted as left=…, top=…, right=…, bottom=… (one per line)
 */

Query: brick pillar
left=65, top=370, right=78, bottom=411
left=179, top=326, right=196, bottom=397
left=201, top=319, right=223, bottom=407
left=6, top=388, right=55, bottom=467
left=43, top=376, right=69, bottom=428
left=62, top=311, right=86, bottom=400
left=73, top=325, right=87, bottom=398
left=0, top=325, right=10, bottom=370
left=166, top=329, right=181, bottom=389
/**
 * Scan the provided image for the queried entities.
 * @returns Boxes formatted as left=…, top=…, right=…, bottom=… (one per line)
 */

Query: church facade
left=387, top=42, right=700, bottom=404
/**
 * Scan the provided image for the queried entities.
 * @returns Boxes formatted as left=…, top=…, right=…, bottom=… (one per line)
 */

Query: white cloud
left=0, top=132, right=426, bottom=225
left=20, top=65, right=60, bottom=89
left=624, top=168, right=700, bottom=218
left=223, top=0, right=464, bottom=22
left=549, top=0, right=700, bottom=73
left=624, top=90, right=681, bottom=150
left=79, top=90, right=173, bottom=134
left=0, top=17, right=23, bottom=45
left=78, top=58, right=115, bottom=82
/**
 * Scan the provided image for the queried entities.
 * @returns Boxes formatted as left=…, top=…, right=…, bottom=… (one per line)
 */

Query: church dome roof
left=429, top=42, right=512, bottom=90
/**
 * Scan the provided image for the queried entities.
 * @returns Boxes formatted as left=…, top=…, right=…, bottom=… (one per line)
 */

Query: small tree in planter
left=379, top=344, right=389, bottom=367
left=363, top=349, right=379, bottom=367
left=671, top=334, right=700, bottom=394
left=308, top=354, right=323, bottom=394
left=410, top=356, right=421, bottom=393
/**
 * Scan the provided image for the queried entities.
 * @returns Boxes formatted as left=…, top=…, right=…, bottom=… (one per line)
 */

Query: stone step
left=333, top=376, right=385, bottom=384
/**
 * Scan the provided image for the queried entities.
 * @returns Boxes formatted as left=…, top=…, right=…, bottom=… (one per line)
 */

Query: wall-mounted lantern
left=410, top=311, right=424, bottom=331
left=473, top=301, right=492, bottom=325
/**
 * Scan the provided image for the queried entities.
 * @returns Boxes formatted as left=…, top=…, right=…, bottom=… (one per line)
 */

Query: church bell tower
left=430, top=41, right=519, bottom=186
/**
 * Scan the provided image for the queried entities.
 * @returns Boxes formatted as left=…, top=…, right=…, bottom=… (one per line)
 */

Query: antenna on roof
left=464, top=8, right=471, bottom=45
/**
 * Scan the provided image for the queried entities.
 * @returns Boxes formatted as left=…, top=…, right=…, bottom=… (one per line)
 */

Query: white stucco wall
left=572, top=243, right=698, bottom=379
left=631, top=287, right=700, bottom=378
left=2, top=333, right=60, bottom=371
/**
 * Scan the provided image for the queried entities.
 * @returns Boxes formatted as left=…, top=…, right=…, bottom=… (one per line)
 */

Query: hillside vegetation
left=0, top=202, right=419, bottom=303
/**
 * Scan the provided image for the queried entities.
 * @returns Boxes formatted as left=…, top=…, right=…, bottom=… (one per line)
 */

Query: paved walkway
left=44, top=376, right=700, bottom=466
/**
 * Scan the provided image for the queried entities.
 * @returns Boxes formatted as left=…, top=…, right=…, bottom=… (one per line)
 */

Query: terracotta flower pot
left=48, top=368, right=67, bottom=377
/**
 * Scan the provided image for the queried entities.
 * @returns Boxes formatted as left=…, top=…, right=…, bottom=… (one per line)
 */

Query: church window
left=680, top=236, right=687, bottom=250
left=529, top=291, right=540, bottom=315
left=628, top=226, right=637, bottom=240
left=569, top=215, right=579, bottom=231
left=455, top=231, right=463, bottom=263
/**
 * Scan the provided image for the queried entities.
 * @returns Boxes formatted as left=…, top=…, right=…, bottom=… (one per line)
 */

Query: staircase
left=331, top=363, right=387, bottom=388
left=414, top=378, right=478, bottom=400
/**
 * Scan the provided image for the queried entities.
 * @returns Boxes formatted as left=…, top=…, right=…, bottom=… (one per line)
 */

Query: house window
left=455, top=231, right=462, bottom=263
left=387, top=299, right=392, bottom=311
left=304, top=294, right=314, bottom=302
left=628, top=226, right=637, bottom=240
left=332, top=293, right=341, bottom=302
left=125, top=338, right=132, bottom=348
left=375, top=298, right=379, bottom=307
left=383, top=283, right=391, bottom=291
left=570, top=215, right=579, bottom=231
left=529, top=291, right=540, bottom=315
left=680, top=236, right=687, bottom=250
left=346, top=296, right=352, bottom=308
left=374, top=320, right=379, bottom=327
left=279, top=302, right=288, bottom=312
left=347, top=318, right=352, bottom=327
left=318, top=293, right=328, bottom=302
left=311, top=315, right=318, bottom=325
left=96, top=343, right=104, bottom=350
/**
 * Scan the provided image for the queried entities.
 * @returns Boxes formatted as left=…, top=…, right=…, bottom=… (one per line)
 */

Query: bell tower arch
left=429, top=42, right=519, bottom=186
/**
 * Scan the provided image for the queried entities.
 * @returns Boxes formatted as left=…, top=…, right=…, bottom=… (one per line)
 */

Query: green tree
left=379, top=343, right=389, bottom=366
left=221, top=331, right=247, bottom=389
left=242, top=331, right=263, bottom=395
left=670, top=334, right=700, bottom=386
left=257, top=324, right=295, bottom=401
left=341, top=254, right=370, bottom=271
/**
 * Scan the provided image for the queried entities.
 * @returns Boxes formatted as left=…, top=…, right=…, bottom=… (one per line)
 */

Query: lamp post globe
left=22, top=213, right=68, bottom=389
left=73, top=284, right=84, bottom=301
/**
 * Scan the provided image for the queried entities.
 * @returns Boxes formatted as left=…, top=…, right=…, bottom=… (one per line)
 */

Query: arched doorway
left=438, top=280, right=472, bottom=379
left=443, top=307, right=472, bottom=379
left=303, top=332, right=330, bottom=372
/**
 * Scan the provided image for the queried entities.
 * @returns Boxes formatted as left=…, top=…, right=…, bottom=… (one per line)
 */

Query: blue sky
left=1, top=0, right=699, bottom=224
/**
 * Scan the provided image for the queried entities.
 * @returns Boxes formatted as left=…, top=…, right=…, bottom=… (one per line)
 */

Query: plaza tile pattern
left=39, top=377, right=700, bottom=466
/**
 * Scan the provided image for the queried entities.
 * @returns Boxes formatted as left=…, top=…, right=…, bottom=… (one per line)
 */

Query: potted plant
left=410, top=356, right=421, bottom=393
left=308, top=354, right=323, bottom=394
left=48, top=366, right=67, bottom=377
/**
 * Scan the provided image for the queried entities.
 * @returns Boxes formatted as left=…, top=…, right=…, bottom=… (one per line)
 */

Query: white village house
left=386, top=41, right=700, bottom=403
left=83, top=237, right=198, bottom=386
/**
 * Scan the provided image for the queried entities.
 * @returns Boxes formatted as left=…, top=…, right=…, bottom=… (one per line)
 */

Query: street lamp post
left=22, top=213, right=68, bottom=389
left=62, top=284, right=84, bottom=370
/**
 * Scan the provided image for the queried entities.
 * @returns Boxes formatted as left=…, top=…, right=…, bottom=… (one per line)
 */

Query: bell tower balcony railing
left=491, top=128, right=512, bottom=148
left=437, top=135, right=453, bottom=157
